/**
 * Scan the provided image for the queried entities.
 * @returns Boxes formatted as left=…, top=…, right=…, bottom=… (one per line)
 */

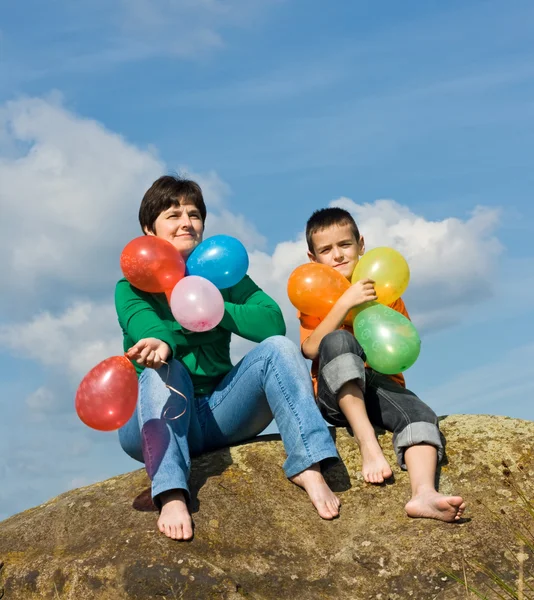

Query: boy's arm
left=301, top=278, right=377, bottom=360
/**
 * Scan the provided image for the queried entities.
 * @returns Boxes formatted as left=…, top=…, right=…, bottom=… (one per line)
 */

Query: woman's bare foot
left=157, top=489, right=194, bottom=540
left=405, top=490, right=466, bottom=522
left=290, top=463, right=340, bottom=520
left=359, top=440, right=393, bottom=484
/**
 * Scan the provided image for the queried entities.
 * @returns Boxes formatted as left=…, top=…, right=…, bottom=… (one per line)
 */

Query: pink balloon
left=170, top=276, right=225, bottom=332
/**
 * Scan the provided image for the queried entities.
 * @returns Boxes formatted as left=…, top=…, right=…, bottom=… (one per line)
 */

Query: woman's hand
left=126, top=338, right=171, bottom=369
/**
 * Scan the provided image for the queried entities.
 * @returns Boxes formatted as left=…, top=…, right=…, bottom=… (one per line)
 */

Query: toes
left=183, top=520, right=194, bottom=540
left=329, top=500, right=340, bottom=517
left=317, top=500, right=335, bottom=520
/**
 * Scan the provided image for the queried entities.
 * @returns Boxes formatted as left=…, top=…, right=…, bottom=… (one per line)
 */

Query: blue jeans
left=118, top=336, right=339, bottom=502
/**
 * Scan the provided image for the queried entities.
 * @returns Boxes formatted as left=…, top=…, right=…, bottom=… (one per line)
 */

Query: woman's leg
left=201, top=336, right=341, bottom=519
left=118, top=360, right=201, bottom=539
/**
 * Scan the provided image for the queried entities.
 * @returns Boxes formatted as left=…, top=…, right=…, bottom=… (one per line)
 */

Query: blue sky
left=1, top=0, right=533, bottom=520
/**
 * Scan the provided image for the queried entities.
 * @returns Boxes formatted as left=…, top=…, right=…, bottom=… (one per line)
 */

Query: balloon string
left=161, top=360, right=188, bottom=420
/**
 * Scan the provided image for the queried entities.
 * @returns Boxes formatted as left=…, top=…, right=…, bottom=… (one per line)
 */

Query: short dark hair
left=139, top=175, right=207, bottom=234
left=306, top=207, right=360, bottom=253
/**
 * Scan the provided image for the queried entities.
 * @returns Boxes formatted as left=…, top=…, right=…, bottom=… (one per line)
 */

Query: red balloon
left=120, top=236, right=186, bottom=294
left=75, top=356, right=138, bottom=431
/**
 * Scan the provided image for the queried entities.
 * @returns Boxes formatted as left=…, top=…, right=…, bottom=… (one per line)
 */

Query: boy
left=299, top=207, right=465, bottom=522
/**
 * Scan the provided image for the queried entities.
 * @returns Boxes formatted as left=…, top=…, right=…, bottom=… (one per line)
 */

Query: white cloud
left=333, top=198, right=503, bottom=329
left=0, top=301, right=122, bottom=382
left=25, top=386, right=61, bottom=416
left=0, top=97, right=267, bottom=313
left=245, top=198, right=502, bottom=341
left=3, top=193, right=501, bottom=378
left=0, top=96, right=163, bottom=299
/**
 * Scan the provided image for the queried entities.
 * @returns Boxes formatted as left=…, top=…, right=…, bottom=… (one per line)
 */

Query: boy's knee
left=319, top=330, right=365, bottom=362
left=413, top=402, right=438, bottom=426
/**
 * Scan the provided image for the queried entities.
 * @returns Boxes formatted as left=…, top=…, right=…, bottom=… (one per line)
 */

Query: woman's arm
left=115, top=280, right=177, bottom=351
left=218, top=276, right=286, bottom=342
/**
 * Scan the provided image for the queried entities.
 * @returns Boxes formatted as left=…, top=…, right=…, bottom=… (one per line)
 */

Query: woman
left=116, top=176, right=340, bottom=541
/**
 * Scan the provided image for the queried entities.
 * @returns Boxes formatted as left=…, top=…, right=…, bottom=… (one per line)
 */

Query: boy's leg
left=317, top=330, right=392, bottom=483
left=118, top=359, right=201, bottom=540
left=366, top=373, right=465, bottom=522
left=404, top=445, right=466, bottom=522
left=202, top=336, right=340, bottom=520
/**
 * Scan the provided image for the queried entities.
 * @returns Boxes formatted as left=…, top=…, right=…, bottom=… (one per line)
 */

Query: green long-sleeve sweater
left=115, top=275, right=286, bottom=395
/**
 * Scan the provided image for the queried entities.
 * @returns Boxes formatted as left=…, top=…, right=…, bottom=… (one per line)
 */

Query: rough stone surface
left=1, top=414, right=534, bottom=599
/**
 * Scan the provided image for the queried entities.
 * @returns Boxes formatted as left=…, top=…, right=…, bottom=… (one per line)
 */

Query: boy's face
left=308, top=223, right=365, bottom=280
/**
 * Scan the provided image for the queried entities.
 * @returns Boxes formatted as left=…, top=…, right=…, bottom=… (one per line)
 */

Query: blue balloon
left=186, top=235, right=249, bottom=289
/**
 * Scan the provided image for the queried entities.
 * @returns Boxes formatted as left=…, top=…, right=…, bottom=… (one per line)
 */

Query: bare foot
left=405, top=491, right=466, bottom=522
left=359, top=441, right=393, bottom=484
left=290, top=464, right=340, bottom=520
left=157, top=489, right=194, bottom=540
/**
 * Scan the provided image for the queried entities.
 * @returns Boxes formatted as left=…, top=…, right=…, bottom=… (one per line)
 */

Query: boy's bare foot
left=290, top=464, right=340, bottom=520
left=360, top=441, right=393, bottom=484
left=405, top=491, right=466, bottom=522
left=157, top=489, right=194, bottom=540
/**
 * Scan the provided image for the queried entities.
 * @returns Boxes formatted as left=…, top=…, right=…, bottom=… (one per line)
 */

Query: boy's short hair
left=139, top=175, right=207, bottom=234
left=306, top=207, right=360, bottom=253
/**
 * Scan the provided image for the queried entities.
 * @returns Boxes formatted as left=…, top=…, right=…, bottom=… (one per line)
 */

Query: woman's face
left=147, top=200, right=204, bottom=258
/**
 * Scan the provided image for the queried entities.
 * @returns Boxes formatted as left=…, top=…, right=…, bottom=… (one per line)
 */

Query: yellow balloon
left=351, top=247, right=410, bottom=305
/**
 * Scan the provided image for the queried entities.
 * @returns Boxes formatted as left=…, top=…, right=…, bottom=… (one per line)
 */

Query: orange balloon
left=120, top=236, right=186, bottom=294
left=75, top=356, right=138, bottom=431
left=288, top=263, right=350, bottom=318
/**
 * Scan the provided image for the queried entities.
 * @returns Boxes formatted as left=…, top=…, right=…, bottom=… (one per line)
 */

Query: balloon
left=75, top=356, right=138, bottom=431
left=351, top=247, right=410, bottom=305
left=120, top=236, right=186, bottom=294
left=288, top=263, right=350, bottom=318
left=170, top=275, right=225, bottom=332
left=353, top=303, right=421, bottom=374
left=186, top=235, right=249, bottom=289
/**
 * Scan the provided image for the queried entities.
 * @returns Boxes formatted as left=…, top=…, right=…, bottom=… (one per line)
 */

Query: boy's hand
left=340, top=278, right=377, bottom=311
left=126, top=338, right=171, bottom=369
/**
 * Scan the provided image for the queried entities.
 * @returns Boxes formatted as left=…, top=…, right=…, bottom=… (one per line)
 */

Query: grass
left=442, top=461, right=534, bottom=599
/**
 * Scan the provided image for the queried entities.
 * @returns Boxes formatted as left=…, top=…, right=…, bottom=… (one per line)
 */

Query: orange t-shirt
left=298, top=297, right=410, bottom=396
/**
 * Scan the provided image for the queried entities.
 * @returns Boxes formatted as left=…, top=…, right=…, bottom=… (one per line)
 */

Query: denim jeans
left=118, top=336, right=339, bottom=503
left=316, top=330, right=443, bottom=469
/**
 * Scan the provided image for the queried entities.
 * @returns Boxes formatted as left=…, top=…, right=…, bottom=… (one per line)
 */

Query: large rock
left=1, top=414, right=533, bottom=599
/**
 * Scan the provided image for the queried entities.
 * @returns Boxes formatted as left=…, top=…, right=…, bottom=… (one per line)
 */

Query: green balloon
left=353, top=303, right=421, bottom=375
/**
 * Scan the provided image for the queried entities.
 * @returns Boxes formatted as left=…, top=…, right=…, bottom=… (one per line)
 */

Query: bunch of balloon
left=287, top=263, right=350, bottom=317
left=168, top=234, right=249, bottom=332
left=351, top=247, right=421, bottom=375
